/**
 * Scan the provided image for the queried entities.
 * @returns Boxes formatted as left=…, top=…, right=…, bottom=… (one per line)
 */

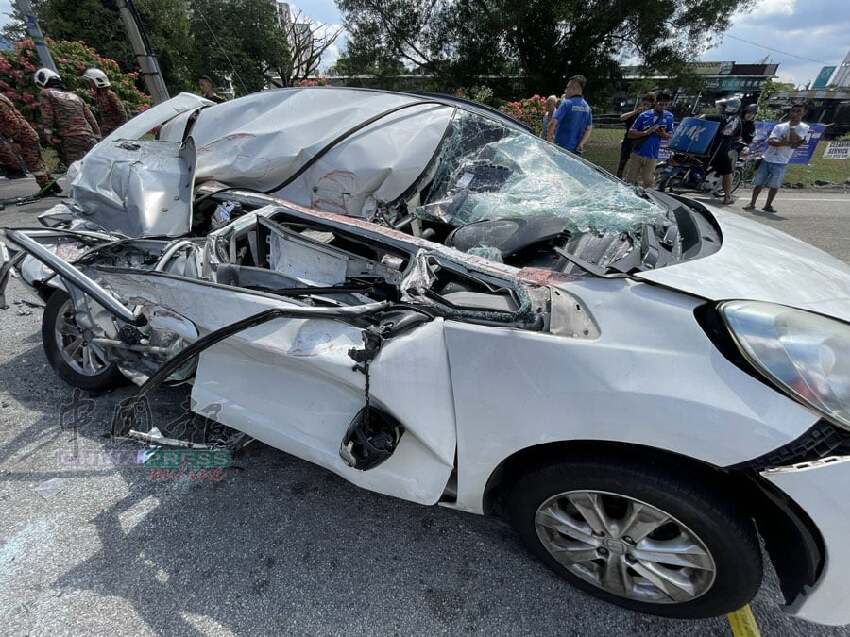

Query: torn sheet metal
left=191, top=315, right=455, bottom=504
left=97, top=267, right=456, bottom=505
left=71, top=137, right=197, bottom=238
left=164, top=89, right=453, bottom=213
left=277, top=104, right=453, bottom=216
left=102, top=92, right=212, bottom=143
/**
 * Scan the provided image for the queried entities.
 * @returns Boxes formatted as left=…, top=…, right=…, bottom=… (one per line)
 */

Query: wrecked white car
left=3, top=88, right=850, bottom=625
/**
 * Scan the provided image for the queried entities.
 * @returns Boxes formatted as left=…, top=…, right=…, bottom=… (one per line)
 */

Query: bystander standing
left=623, top=91, right=673, bottom=188
left=741, top=103, right=757, bottom=144
left=705, top=96, right=742, bottom=205
left=744, top=102, right=809, bottom=214
left=198, top=75, right=226, bottom=103
left=617, top=93, right=655, bottom=178
left=547, top=75, right=592, bottom=154
left=541, top=95, right=558, bottom=139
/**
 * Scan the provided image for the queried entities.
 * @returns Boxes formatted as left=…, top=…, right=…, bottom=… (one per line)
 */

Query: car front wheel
left=507, top=455, right=762, bottom=619
left=42, top=290, right=125, bottom=390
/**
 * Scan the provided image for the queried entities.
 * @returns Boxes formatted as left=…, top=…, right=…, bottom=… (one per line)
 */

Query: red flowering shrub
left=297, top=76, right=331, bottom=87
left=500, top=95, right=549, bottom=136
left=0, top=39, right=151, bottom=125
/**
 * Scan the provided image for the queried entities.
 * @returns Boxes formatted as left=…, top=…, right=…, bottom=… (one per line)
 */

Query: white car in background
left=2, top=88, right=850, bottom=625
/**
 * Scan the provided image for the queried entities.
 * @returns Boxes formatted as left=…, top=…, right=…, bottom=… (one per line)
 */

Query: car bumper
left=763, top=456, right=850, bottom=626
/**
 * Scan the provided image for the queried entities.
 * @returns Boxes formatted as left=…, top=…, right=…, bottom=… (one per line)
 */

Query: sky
left=1, top=0, right=848, bottom=85
left=703, top=0, right=850, bottom=86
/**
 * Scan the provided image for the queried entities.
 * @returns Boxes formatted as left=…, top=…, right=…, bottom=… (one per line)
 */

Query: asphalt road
left=1, top=177, right=849, bottom=636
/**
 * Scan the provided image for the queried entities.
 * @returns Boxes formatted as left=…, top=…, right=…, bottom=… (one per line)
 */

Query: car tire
left=42, top=290, right=125, bottom=391
left=506, top=455, right=762, bottom=619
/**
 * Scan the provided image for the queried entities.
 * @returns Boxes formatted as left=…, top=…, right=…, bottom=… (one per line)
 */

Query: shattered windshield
left=416, top=111, right=663, bottom=233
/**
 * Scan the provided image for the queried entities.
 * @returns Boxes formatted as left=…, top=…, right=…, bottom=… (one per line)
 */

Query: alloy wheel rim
left=54, top=299, right=109, bottom=376
left=535, top=490, right=716, bottom=604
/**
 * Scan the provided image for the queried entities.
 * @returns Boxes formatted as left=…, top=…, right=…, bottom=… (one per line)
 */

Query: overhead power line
left=722, top=33, right=833, bottom=65
left=196, top=6, right=249, bottom=95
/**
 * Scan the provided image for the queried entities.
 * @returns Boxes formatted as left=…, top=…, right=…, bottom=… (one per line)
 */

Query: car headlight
left=721, top=300, right=850, bottom=429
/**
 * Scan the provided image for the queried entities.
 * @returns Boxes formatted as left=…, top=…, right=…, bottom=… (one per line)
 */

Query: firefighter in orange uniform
left=83, top=68, right=128, bottom=137
left=0, top=92, right=57, bottom=191
left=34, top=68, right=101, bottom=167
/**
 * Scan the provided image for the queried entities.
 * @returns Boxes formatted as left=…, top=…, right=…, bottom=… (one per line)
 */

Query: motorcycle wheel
left=731, top=169, right=744, bottom=193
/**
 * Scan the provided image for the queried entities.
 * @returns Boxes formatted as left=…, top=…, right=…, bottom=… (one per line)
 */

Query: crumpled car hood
left=636, top=205, right=850, bottom=322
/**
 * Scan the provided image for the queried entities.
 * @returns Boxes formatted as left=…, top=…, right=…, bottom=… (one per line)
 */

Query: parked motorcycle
left=655, top=141, right=751, bottom=196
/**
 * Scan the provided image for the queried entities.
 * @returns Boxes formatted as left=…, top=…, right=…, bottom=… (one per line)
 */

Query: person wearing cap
left=83, top=68, right=127, bottom=137
left=547, top=74, right=593, bottom=154
left=34, top=67, right=101, bottom=167
left=744, top=102, right=809, bottom=214
left=0, top=93, right=58, bottom=192
left=198, top=75, right=225, bottom=103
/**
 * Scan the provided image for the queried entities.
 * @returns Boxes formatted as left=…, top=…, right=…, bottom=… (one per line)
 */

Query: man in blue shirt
left=624, top=91, right=674, bottom=187
left=547, top=75, right=593, bottom=154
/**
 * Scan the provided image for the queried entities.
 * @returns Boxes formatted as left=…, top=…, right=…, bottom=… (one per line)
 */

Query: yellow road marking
left=727, top=605, right=761, bottom=637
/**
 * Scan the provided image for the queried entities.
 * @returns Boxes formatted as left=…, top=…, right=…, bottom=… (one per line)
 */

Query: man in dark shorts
left=706, top=96, right=742, bottom=205
left=617, top=93, right=655, bottom=178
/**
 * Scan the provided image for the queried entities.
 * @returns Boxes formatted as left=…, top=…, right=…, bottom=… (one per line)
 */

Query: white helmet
left=34, top=67, right=61, bottom=87
left=83, top=68, right=111, bottom=88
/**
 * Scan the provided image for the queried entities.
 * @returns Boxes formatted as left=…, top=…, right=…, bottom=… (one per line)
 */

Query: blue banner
left=749, top=122, right=826, bottom=165
left=667, top=117, right=720, bottom=156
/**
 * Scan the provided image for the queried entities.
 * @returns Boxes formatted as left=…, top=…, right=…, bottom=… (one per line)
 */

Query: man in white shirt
left=744, top=103, right=809, bottom=213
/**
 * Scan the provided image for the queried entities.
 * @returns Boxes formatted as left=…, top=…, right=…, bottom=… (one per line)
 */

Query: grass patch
left=583, top=127, right=624, bottom=175
left=784, top=149, right=850, bottom=188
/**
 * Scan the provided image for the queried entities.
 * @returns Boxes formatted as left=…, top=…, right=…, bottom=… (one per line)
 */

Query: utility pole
left=115, top=0, right=170, bottom=104
left=14, top=0, right=57, bottom=72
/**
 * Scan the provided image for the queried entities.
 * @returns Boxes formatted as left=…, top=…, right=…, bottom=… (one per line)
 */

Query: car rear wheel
left=507, top=456, right=762, bottom=618
left=42, top=290, right=125, bottom=390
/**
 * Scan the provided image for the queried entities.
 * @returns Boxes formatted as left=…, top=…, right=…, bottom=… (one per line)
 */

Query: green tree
left=188, top=0, right=289, bottom=95
left=335, top=0, right=756, bottom=97
left=330, top=19, right=407, bottom=77
left=756, top=78, right=795, bottom=121
left=3, top=0, right=288, bottom=96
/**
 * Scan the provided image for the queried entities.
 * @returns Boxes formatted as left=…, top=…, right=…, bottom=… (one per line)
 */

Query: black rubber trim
left=744, top=473, right=826, bottom=604
left=693, top=301, right=773, bottom=385
left=731, top=419, right=850, bottom=472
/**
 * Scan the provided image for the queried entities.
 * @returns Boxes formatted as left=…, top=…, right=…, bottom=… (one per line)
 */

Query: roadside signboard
left=812, top=66, right=837, bottom=90
left=823, top=141, right=850, bottom=160
left=748, top=122, right=827, bottom=165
